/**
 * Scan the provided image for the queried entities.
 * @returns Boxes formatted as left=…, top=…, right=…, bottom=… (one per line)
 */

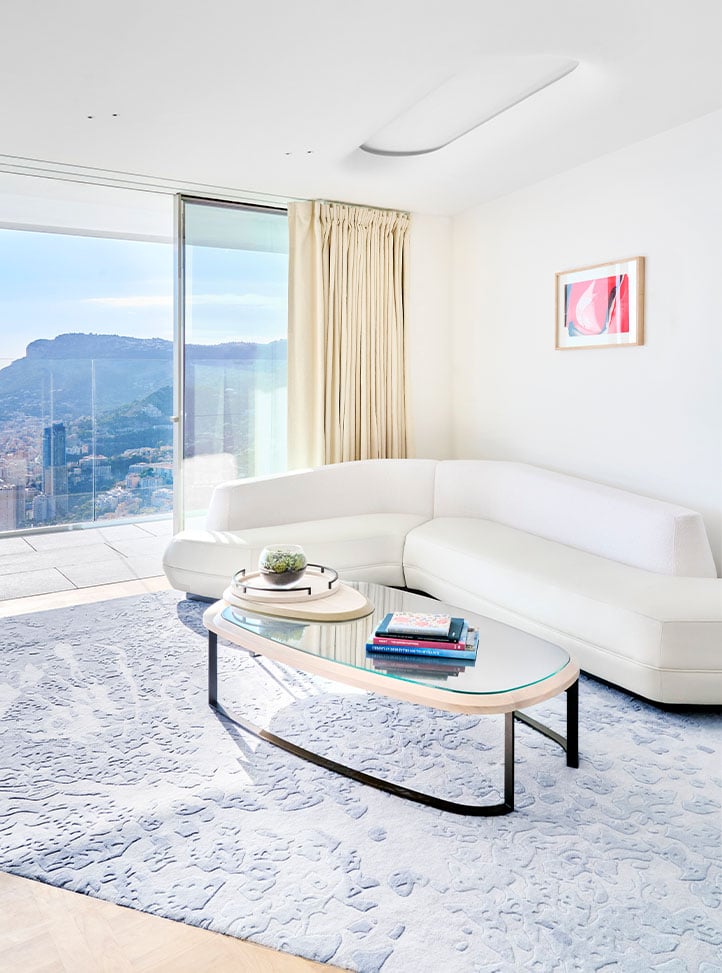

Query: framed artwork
left=555, top=256, right=644, bottom=350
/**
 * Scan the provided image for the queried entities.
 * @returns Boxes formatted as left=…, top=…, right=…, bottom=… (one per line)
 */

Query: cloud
left=84, top=293, right=286, bottom=309
left=85, top=295, right=172, bottom=308
left=194, top=293, right=286, bottom=309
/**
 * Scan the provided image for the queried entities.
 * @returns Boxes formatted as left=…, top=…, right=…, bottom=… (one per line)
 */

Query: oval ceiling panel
left=360, top=55, right=579, bottom=156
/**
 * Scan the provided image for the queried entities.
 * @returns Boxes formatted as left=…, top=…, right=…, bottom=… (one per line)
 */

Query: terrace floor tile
left=94, top=524, right=154, bottom=542
left=103, top=536, right=169, bottom=559
left=0, top=517, right=170, bottom=602
left=0, top=568, right=76, bottom=600
left=60, top=560, right=138, bottom=588
left=0, top=537, right=35, bottom=556
left=135, top=519, right=173, bottom=537
left=124, top=555, right=168, bottom=580
left=24, top=530, right=107, bottom=552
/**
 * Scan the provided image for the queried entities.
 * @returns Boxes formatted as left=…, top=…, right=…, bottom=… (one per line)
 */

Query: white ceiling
left=2, top=0, right=720, bottom=215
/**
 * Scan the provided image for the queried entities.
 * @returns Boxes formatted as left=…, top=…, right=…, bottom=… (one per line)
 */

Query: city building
left=31, top=493, right=51, bottom=524
left=0, top=481, right=23, bottom=530
left=41, top=422, right=68, bottom=516
left=0, top=452, right=28, bottom=488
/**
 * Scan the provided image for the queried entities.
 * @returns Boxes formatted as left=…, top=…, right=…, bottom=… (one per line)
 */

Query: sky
left=0, top=227, right=289, bottom=365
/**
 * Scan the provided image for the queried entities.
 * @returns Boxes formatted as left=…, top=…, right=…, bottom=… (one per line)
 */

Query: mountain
left=24, top=332, right=286, bottom=363
left=92, top=385, right=175, bottom=456
left=25, top=333, right=173, bottom=361
left=0, top=332, right=287, bottom=421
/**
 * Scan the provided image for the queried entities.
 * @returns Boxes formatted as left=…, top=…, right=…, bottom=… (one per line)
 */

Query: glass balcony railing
left=0, top=355, right=174, bottom=533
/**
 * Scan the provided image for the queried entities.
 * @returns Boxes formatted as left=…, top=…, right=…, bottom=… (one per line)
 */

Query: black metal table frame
left=207, top=630, right=579, bottom=816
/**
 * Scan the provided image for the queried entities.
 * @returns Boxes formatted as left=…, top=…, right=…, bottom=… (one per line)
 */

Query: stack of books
left=366, top=611, right=478, bottom=661
left=370, top=654, right=469, bottom=681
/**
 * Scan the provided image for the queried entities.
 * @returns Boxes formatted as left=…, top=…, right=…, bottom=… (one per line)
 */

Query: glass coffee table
left=203, top=582, right=579, bottom=816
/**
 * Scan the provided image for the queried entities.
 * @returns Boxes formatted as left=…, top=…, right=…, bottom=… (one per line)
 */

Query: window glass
left=0, top=225, right=173, bottom=531
left=182, top=201, right=288, bottom=521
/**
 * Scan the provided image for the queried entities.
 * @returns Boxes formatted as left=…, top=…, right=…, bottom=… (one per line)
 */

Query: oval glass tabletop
left=218, top=581, right=571, bottom=696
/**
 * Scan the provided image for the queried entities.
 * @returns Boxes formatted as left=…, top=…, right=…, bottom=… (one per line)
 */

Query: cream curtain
left=288, top=200, right=411, bottom=468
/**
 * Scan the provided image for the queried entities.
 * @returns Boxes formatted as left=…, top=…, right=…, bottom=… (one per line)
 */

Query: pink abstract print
left=565, top=274, right=630, bottom=336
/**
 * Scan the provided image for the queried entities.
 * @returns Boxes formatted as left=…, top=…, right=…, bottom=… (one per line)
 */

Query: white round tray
left=222, top=575, right=374, bottom=622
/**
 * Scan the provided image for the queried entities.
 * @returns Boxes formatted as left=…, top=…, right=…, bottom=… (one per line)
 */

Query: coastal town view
left=0, top=334, right=175, bottom=531
left=0, top=217, right=288, bottom=536
left=0, top=332, right=287, bottom=533
left=0, top=419, right=173, bottom=531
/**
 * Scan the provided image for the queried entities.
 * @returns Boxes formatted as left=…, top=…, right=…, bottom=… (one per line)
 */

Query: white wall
left=451, top=110, right=722, bottom=572
left=406, top=212, right=454, bottom=459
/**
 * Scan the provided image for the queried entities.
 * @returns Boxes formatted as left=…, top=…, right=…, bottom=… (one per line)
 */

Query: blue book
left=366, top=629, right=478, bottom=661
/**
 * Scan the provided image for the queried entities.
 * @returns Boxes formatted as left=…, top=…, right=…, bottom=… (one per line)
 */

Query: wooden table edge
left=203, top=600, right=580, bottom=716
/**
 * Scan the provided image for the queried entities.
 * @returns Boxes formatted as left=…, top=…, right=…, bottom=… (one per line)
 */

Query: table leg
left=513, top=675, right=580, bottom=770
left=208, top=630, right=218, bottom=708
left=205, top=630, right=567, bottom=817
left=504, top=711, right=515, bottom=811
left=212, top=697, right=516, bottom=816
left=566, top=679, right=579, bottom=768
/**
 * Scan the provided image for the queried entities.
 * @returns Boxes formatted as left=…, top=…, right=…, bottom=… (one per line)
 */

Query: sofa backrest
left=206, top=458, right=438, bottom=531
left=433, top=461, right=717, bottom=578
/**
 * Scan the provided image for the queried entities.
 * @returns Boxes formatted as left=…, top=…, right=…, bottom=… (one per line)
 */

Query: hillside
left=0, top=332, right=287, bottom=421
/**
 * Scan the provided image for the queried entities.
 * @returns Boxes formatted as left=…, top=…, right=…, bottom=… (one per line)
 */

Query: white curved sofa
left=162, top=459, right=722, bottom=705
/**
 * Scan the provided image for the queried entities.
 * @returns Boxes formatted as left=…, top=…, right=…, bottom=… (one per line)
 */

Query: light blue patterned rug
left=1, top=590, right=720, bottom=972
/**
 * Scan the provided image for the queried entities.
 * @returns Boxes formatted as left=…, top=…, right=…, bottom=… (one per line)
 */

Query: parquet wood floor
left=0, top=873, right=343, bottom=972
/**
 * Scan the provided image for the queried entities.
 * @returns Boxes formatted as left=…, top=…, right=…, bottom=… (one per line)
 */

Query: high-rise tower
left=42, top=421, right=68, bottom=516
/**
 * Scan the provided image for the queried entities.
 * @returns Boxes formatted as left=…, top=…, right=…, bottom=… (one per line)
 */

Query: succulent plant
left=258, top=545, right=307, bottom=581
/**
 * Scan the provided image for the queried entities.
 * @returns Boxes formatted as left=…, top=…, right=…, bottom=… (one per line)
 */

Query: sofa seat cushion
left=403, top=518, right=722, bottom=678
left=163, top=513, right=429, bottom=598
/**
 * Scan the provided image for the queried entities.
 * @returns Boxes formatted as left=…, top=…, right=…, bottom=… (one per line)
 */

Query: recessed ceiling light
left=360, top=55, right=578, bottom=157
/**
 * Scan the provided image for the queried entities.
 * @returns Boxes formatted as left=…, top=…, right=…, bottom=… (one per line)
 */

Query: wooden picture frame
left=555, top=256, right=644, bottom=350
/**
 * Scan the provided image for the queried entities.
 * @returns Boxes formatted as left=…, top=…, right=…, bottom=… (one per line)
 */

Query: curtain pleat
left=288, top=201, right=410, bottom=468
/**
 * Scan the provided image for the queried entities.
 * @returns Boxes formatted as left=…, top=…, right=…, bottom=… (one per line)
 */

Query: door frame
left=172, top=194, right=287, bottom=535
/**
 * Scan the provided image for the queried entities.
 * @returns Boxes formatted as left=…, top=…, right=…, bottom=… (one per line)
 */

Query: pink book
left=372, top=633, right=468, bottom=651
left=384, top=612, right=452, bottom=637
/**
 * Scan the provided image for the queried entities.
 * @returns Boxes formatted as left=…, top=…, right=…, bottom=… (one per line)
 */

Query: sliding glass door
left=0, top=181, right=288, bottom=540
left=175, top=198, right=288, bottom=530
